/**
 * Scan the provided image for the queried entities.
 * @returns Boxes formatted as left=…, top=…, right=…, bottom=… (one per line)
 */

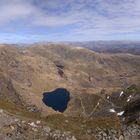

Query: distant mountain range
left=4, top=41, right=140, bottom=55
left=65, top=41, right=140, bottom=55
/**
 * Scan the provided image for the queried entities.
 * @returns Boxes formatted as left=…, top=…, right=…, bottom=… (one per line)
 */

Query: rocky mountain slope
left=0, top=44, right=140, bottom=140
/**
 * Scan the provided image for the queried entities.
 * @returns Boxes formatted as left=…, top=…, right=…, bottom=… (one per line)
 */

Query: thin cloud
left=0, top=0, right=140, bottom=42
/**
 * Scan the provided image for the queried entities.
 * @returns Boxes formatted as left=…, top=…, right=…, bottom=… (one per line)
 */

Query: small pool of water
left=42, top=88, right=70, bottom=112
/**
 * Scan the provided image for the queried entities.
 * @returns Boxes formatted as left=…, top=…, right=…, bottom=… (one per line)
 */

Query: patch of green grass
left=0, top=99, right=42, bottom=120
left=0, top=99, right=121, bottom=140
left=43, top=114, right=120, bottom=139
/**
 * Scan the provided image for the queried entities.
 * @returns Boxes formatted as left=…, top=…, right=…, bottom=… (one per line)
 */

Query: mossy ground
left=0, top=99, right=121, bottom=140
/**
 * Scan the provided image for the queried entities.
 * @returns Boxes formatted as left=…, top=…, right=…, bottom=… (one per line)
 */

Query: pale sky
left=0, top=0, right=140, bottom=43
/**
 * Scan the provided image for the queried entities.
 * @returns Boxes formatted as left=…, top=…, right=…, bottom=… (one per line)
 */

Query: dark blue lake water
left=42, top=88, right=70, bottom=112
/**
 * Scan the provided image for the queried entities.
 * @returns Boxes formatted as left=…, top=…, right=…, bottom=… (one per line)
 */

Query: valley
left=0, top=43, right=140, bottom=140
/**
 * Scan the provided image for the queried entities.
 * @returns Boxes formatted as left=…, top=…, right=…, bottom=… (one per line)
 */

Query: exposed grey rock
left=87, top=129, right=92, bottom=134
left=43, top=126, right=51, bottom=133
left=119, top=135, right=124, bottom=140
left=89, top=123, right=140, bottom=140
left=0, top=109, right=3, bottom=113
